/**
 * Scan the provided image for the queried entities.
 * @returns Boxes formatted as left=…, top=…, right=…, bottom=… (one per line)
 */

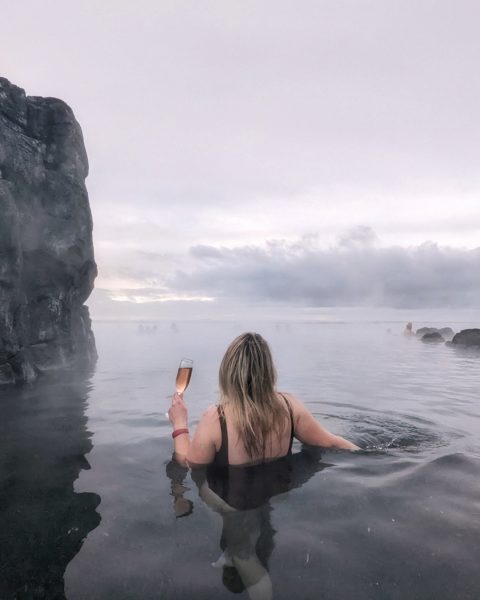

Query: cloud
left=338, top=226, right=378, bottom=249
left=167, top=231, right=480, bottom=308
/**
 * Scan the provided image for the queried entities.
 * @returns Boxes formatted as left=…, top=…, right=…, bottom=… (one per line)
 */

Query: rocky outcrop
left=416, top=327, right=439, bottom=337
left=439, top=327, right=454, bottom=339
left=421, top=332, right=444, bottom=343
left=0, top=77, right=97, bottom=385
left=449, top=329, right=480, bottom=348
left=416, top=326, right=454, bottom=341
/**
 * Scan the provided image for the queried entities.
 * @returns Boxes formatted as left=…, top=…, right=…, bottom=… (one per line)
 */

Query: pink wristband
left=172, top=428, right=189, bottom=439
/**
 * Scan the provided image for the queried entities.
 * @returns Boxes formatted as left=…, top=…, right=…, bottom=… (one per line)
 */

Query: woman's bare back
left=215, top=393, right=293, bottom=465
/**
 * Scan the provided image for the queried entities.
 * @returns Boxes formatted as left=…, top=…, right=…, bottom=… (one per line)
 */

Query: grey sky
left=1, top=1, right=479, bottom=316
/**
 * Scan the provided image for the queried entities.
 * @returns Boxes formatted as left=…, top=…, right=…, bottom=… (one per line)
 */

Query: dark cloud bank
left=168, top=233, right=480, bottom=309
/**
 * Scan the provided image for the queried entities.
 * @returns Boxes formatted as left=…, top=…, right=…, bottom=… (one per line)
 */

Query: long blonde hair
left=218, top=332, right=289, bottom=459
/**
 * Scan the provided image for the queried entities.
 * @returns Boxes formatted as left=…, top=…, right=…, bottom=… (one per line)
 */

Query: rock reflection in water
left=0, top=375, right=101, bottom=599
left=166, top=448, right=330, bottom=600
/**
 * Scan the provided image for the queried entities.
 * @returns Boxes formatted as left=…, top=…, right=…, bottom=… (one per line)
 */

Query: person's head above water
left=218, top=332, right=288, bottom=459
left=219, top=332, right=277, bottom=401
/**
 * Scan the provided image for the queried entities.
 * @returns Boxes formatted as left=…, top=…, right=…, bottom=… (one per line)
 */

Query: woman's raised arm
left=168, top=393, right=218, bottom=466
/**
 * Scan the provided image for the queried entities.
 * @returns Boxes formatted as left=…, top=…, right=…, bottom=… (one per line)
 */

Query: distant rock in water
left=415, top=327, right=438, bottom=338
left=449, top=329, right=480, bottom=348
left=439, top=327, right=454, bottom=340
left=421, top=332, right=444, bottom=343
left=0, top=77, right=97, bottom=386
left=416, top=326, right=454, bottom=341
left=416, top=327, right=439, bottom=337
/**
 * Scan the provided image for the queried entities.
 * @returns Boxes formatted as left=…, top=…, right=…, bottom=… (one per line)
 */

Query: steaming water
left=1, top=318, right=479, bottom=599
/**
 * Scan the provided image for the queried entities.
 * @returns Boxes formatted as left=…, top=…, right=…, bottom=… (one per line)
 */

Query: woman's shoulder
left=278, top=391, right=301, bottom=408
left=200, top=404, right=221, bottom=423
left=277, top=392, right=307, bottom=421
left=194, top=405, right=222, bottom=450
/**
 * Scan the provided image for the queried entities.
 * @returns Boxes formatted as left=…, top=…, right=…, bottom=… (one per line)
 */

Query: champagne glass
left=175, top=358, right=193, bottom=395
left=166, top=358, right=193, bottom=418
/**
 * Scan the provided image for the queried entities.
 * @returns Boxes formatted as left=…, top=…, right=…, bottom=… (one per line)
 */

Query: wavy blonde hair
left=219, top=332, right=289, bottom=460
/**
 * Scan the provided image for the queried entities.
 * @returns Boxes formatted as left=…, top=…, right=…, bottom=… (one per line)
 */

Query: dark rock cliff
left=0, top=77, right=97, bottom=385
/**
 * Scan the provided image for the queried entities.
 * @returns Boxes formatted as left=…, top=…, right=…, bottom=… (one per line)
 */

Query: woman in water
left=168, top=332, right=358, bottom=600
left=168, top=332, right=359, bottom=465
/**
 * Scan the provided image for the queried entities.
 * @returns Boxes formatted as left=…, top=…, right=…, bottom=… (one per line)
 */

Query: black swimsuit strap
left=279, top=393, right=295, bottom=453
left=216, top=405, right=229, bottom=465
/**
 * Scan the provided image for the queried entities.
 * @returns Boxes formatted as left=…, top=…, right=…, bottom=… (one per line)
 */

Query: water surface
left=1, top=318, right=479, bottom=599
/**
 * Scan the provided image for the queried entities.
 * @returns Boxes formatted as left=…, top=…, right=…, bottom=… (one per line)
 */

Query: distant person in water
left=168, top=332, right=359, bottom=467
left=404, top=322, right=415, bottom=336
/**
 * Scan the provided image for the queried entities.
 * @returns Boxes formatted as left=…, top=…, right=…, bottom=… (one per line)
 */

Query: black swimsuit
left=201, top=395, right=297, bottom=511
left=212, top=393, right=295, bottom=467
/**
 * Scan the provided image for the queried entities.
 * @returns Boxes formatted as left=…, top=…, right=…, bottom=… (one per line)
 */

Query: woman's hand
left=169, top=392, right=188, bottom=429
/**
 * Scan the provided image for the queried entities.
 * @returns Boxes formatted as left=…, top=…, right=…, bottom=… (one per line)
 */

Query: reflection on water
left=167, top=448, right=329, bottom=599
left=166, top=459, right=194, bottom=519
left=0, top=375, right=101, bottom=600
